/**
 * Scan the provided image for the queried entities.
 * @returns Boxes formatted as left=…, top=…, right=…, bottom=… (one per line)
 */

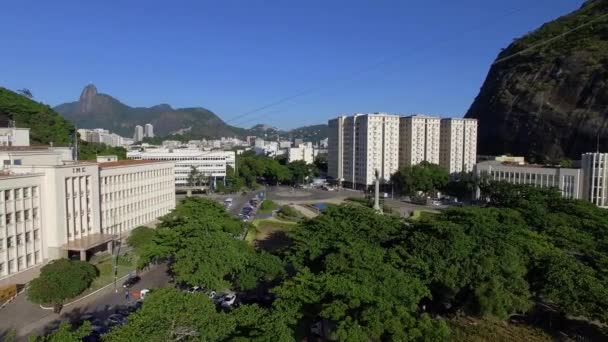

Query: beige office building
left=440, top=118, right=478, bottom=174
left=399, top=115, right=441, bottom=167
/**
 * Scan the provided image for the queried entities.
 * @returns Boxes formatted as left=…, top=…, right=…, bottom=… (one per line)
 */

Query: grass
left=258, top=200, right=278, bottom=214
left=276, top=205, right=302, bottom=221
left=409, top=209, right=440, bottom=221
left=86, top=252, right=137, bottom=293
left=245, top=217, right=297, bottom=245
left=449, top=317, right=552, bottom=342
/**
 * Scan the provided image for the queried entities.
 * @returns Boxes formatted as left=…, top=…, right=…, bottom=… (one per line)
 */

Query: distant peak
left=78, top=84, right=98, bottom=112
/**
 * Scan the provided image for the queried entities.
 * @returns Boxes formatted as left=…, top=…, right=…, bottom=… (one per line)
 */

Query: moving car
left=122, top=275, right=140, bottom=288
left=221, top=293, right=237, bottom=307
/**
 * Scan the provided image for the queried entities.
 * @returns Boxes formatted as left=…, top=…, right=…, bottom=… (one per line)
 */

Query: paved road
left=0, top=264, right=170, bottom=340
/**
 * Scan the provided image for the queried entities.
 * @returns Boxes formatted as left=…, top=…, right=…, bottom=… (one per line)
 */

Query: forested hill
left=465, top=0, right=608, bottom=161
left=0, top=87, right=74, bottom=145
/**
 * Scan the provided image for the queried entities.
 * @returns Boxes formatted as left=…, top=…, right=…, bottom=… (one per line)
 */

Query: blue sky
left=0, top=0, right=583, bottom=130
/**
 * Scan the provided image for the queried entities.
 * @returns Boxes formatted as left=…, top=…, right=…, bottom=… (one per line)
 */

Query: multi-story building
left=474, top=160, right=583, bottom=200
left=144, top=123, right=154, bottom=138
left=333, top=113, right=400, bottom=189
left=399, top=115, right=441, bottom=168
left=288, top=145, right=314, bottom=164
left=77, top=128, right=127, bottom=147
left=0, top=128, right=30, bottom=147
left=581, top=153, right=608, bottom=207
left=440, top=118, right=478, bottom=174
left=0, top=144, right=176, bottom=286
left=127, top=149, right=235, bottom=188
left=328, top=116, right=345, bottom=182
left=99, top=160, right=174, bottom=236
left=133, top=125, right=144, bottom=142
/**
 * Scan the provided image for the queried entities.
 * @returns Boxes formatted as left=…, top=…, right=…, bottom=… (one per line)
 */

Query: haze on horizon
left=0, top=0, right=583, bottom=130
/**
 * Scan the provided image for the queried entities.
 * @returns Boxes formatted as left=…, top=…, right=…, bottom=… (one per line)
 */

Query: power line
left=222, top=2, right=550, bottom=127
left=493, top=11, right=608, bottom=65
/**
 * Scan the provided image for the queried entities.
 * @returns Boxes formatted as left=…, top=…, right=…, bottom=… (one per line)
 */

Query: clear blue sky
left=1, top=0, right=583, bottom=130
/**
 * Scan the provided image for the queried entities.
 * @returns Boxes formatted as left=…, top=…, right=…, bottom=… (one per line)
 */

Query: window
left=25, top=232, right=30, bottom=243
left=33, top=208, right=38, bottom=219
left=26, top=253, right=32, bottom=266
left=13, top=159, right=22, bottom=165
left=7, top=237, right=13, bottom=248
left=4, top=190, right=10, bottom=201
left=16, top=234, right=22, bottom=245
left=18, top=256, right=23, bottom=269
left=35, top=251, right=40, bottom=262
left=23, top=188, right=29, bottom=198
left=0, top=263, right=3, bottom=274
left=0, top=238, right=3, bottom=250
left=16, top=211, right=22, bottom=223
left=32, top=187, right=38, bottom=197
left=33, top=229, right=39, bottom=240
left=14, top=189, right=20, bottom=200
left=5, top=213, right=11, bottom=225
left=8, top=260, right=13, bottom=273
left=24, top=209, right=29, bottom=221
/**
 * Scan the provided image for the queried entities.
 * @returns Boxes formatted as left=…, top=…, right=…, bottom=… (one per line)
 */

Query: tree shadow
left=254, top=231, right=292, bottom=252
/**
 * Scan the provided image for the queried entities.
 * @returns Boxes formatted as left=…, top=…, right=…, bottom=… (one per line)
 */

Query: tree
left=186, top=166, right=204, bottom=187
left=78, top=141, right=127, bottom=160
left=28, top=259, right=97, bottom=312
left=17, top=88, right=33, bottom=99
left=31, top=322, right=91, bottom=342
left=314, top=153, right=328, bottom=174
left=443, top=172, right=478, bottom=200
left=287, top=160, right=313, bottom=185
left=391, top=162, right=448, bottom=196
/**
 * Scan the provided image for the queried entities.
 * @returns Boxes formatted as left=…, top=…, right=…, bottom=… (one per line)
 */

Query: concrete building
left=288, top=145, right=314, bottom=164
left=133, top=125, right=144, bottom=142
left=77, top=128, right=127, bottom=147
left=474, top=160, right=583, bottom=200
left=127, top=149, right=235, bottom=188
left=439, top=118, right=478, bottom=174
left=581, top=153, right=608, bottom=207
left=399, top=115, right=441, bottom=168
left=98, top=160, right=174, bottom=236
left=328, top=116, right=345, bottom=182
left=144, top=123, right=154, bottom=138
left=335, top=113, right=400, bottom=189
left=0, top=128, right=30, bottom=147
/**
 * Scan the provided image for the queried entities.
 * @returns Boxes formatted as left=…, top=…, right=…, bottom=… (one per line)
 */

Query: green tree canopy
left=391, top=161, right=448, bottom=196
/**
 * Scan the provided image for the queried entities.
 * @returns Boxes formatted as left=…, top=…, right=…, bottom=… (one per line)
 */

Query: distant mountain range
left=54, top=85, right=328, bottom=143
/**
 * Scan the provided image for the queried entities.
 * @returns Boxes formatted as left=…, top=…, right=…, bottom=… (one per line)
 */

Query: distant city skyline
left=0, top=0, right=583, bottom=129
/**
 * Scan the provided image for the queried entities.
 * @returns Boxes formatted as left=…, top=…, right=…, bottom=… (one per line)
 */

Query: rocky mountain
left=247, top=123, right=328, bottom=144
left=0, top=87, right=74, bottom=145
left=55, top=84, right=247, bottom=138
left=465, top=0, right=608, bottom=161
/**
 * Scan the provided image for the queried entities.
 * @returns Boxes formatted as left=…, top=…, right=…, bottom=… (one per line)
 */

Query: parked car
left=221, top=293, right=237, bottom=307
left=208, top=290, right=217, bottom=300
left=122, top=275, right=140, bottom=288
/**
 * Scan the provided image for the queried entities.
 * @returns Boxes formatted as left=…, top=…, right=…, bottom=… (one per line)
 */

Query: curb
left=39, top=272, right=134, bottom=310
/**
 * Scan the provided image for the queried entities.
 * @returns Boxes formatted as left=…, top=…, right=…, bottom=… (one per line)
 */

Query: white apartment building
left=440, top=118, right=478, bottom=174
left=0, top=146, right=176, bottom=286
left=133, top=125, right=144, bottom=142
left=99, top=160, right=174, bottom=236
left=0, top=128, right=30, bottom=147
left=144, top=123, right=154, bottom=138
left=77, top=128, right=127, bottom=147
left=288, top=145, right=314, bottom=164
left=399, top=115, right=441, bottom=168
left=328, top=116, right=345, bottom=182
left=581, top=153, right=608, bottom=207
left=338, top=113, right=400, bottom=189
left=474, top=160, right=583, bottom=200
left=127, top=149, right=235, bottom=188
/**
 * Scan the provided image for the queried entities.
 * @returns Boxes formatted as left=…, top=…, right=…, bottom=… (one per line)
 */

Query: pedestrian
left=125, top=290, right=130, bottom=303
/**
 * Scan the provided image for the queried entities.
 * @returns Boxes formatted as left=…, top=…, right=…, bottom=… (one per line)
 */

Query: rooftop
left=95, top=159, right=166, bottom=168
left=0, top=145, right=70, bottom=151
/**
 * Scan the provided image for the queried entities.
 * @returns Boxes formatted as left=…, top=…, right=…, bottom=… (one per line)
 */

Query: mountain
left=55, top=84, right=247, bottom=138
left=465, top=0, right=608, bottom=161
left=0, top=87, right=74, bottom=145
left=246, top=123, right=328, bottom=144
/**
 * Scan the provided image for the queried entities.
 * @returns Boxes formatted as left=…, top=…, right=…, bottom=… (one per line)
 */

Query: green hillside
left=0, top=87, right=74, bottom=145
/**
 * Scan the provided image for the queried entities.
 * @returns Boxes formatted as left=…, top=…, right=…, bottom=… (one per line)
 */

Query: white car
left=220, top=293, right=237, bottom=307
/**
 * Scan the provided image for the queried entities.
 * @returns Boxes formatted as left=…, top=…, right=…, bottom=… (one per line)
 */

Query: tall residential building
left=288, top=145, right=314, bottom=164
left=327, top=116, right=345, bottom=182
left=331, top=113, right=400, bottom=189
left=439, top=118, right=478, bottom=174
left=581, top=152, right=608, bottom=207
left=144, top=123, right=154, bottom=138
left=398, top=115, right=441, bottom=168
left=133, top=125, right=144, bottom=142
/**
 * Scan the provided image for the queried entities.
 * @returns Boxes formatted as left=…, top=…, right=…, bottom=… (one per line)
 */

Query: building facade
left=399, top=115, right=441, bottom=168
left=581, top=153, right=608, bottom=207
left=99, top=160, right=174, bottom=236
left=144, top=123, right=154, bottom=138
left=127, top=149, right=235, bottom=187
left=288, top=145, right=314, bottom=164
left=440, top=118, right=478, bottom=174
left=0, top=128, right=30, bottom=147
left=474, top=160, right=583, bottom=200
left=327, top=116, right=344, bottom=182
left=133, top=125, right=144, bottom=142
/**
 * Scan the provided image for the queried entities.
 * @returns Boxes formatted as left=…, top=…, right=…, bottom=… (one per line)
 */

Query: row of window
left=0, top=230, right=40, bottom=249
left=1, top=209, right=39, bottom=225
left=132, top=156, right=227, bottom=161
left=0, top=250, right=40, bottom=276
left=101, top=181, right=173, bottom=201
left=103, top=193, right=173, bottom=218
left=2, top=187, right=39, bottom=201
left=101, top=169, right=173, bottom=186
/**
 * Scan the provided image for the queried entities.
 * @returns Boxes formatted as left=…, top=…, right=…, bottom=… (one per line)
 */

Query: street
left=0, top=264, right=170, bottom=341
